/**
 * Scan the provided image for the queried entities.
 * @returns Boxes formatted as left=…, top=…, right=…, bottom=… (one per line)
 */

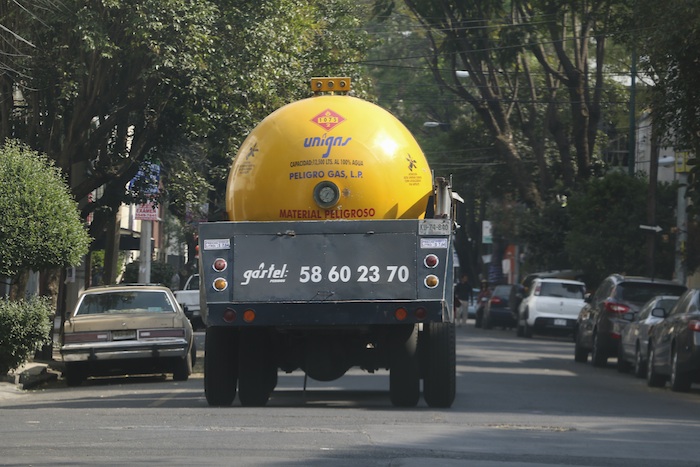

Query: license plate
left=112, top=330, right=136, bottom=340
left=554, top=319, right=567, bottom=327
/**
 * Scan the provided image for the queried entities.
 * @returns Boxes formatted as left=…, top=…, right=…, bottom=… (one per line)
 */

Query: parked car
left=174, top=274, right=202, bottom=329
left=574, top=274, right=686, bottom=367
left=60, top=284, right=195, bottom=386
left=516, top=278, right=586, bottom=338
left=483, top=284, right=516, bottom=329
left=647, top=289, right=700, bottom=391
left=617, top=295, right=680, bottom=377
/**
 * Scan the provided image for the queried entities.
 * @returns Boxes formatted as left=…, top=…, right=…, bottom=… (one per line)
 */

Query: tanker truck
left=198, top=77, right=457, bottom=408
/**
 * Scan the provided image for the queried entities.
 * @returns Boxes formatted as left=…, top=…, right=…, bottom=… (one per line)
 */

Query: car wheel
left=633, top=343, right=646, bottom=378
left=523, top=319, right=533, bottom=338
left=389, top=324, right=420, bottom=407
left=670, top=347, right=692, bottom=392
left=484, top=312, right=493, bottom=330
left=617, top=342, right=632, bottom=373
left=63, top=363, right=85, bottom=387
left=574, top=330, right=589, bottom=363
left=646, top=345, right=666, bottom=388
left=474, top=312, right=482, bottom=328
left=173, top=343, right=193, bottom=382
left=516, top=321, right=524, bottom=337
left=591, top=331, right=607, bottom=367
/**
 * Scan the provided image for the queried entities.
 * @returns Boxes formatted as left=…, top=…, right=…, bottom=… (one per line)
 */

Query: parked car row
left=573, top=274, right=687, bottom=367
left=475, top=272, right=700, bottom=393
left=570, top=273, right=700, bottom=393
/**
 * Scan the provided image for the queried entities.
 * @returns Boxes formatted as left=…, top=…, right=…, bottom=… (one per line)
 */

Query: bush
left=0, top=296, right=53, bottom=375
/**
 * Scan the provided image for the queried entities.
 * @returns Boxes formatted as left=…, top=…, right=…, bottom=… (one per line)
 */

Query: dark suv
left=574, top=274, right=686, bottom=367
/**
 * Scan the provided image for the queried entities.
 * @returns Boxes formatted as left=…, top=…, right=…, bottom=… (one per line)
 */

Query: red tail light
left=604, top=301, right=630, bottom=314
left=688, top=320, right=700, bottom=332
left=490, top=296, right=502, bottom=305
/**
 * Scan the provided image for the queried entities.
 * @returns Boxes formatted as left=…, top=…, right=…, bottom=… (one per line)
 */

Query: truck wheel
left=390, top=324, right=420, bottom=407
left=423, top=322, right=456, bottom=408
left=238, top=327, right=275, bottom=407
left=204, top=326, right=238, bottom=406
left=63, top=363, right=85, bottom=387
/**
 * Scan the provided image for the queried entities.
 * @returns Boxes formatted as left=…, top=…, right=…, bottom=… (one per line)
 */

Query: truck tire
left=390, top=324, right=420, bottom=407
left=204, top=326, right=238, bottom=406
left=238, top=327, right=276, bottom=407
left=423, top=322, right=456, bottom=408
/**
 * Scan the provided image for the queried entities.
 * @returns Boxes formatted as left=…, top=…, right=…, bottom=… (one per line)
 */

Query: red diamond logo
left=311, top=109, right=345, bottom=131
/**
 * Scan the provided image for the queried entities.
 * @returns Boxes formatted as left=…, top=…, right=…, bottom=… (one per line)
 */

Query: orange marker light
left=213, top=278, right=228, bottom=291
left=243, top=309, right=256, bottom=323
left=424, top=275, right=439, bottom=288
left=394, top=307, right=408, bottom=321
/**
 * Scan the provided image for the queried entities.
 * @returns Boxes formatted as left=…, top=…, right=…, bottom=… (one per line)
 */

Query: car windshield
left=76, top=291, right=175, bottom=315
left=618, top=283, right=687, bottom=305
left=537, top=282, right=585, bottom=299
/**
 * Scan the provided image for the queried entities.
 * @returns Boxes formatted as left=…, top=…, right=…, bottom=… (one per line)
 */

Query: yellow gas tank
left=226, top=92, right=433, bottom=221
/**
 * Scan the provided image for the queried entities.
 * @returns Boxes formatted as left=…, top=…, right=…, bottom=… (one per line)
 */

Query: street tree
left=0, top=140, right=90, bottom=296
left=373, top=0, right=630, bottom=209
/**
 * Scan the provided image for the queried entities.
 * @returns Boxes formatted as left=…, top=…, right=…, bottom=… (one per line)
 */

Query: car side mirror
left=584, top=293, right=592, bottom=303
left=651, top=307, right=666, bottom=319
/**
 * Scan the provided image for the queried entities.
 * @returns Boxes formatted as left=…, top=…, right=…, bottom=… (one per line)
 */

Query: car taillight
left=490, top=296, right=502, bottom=305
left=139, top=329, right=185, bottom=339
left=604, top=301, right=630, bottom=314
left=688, top=320, right=700, bottom=332
left=63, top=332, right=110, bottom=344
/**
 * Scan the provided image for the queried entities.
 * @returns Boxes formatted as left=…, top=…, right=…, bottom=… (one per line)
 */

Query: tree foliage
left=0, top=140, right=90, bottom=278
left=564, top=172, right=676, bottom=287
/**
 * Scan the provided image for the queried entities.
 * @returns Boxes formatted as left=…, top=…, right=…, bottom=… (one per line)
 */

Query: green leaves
left=0, top=140, right=90, bottom=277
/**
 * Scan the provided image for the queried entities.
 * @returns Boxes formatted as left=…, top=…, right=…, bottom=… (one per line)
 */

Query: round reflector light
left=394, top=307, right=408, bottom=321
left=223, top=308, right=237, bottom=323
left=213, top=277, right=228, bottom=291
left=243, top=309, right=256, bottom=323
left=414, top=307, right=427, bottom=320
left=213, top=258, right=228, bottom=272
left=424, top=254, right=439, bottom=268
left=424, top=275, right=439, bottom=288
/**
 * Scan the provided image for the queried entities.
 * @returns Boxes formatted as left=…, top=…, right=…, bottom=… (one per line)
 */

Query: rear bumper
left=61, top=339, right=189, bottom=362
left=204, top=300, right=451, bottom=327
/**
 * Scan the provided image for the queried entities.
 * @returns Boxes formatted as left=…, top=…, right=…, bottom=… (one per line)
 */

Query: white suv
left=517, top=278, right=586, bottom=338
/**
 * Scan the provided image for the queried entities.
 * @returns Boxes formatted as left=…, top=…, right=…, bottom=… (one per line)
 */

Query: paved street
left=2, top=325, right=700, bottom=466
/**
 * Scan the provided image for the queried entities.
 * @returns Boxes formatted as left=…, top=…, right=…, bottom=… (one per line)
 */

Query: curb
left=1, top=362, right=59, bottom=390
